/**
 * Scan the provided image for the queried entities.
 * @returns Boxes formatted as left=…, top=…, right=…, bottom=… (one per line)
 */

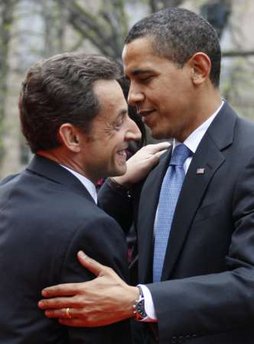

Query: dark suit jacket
left=0, top=155, right=131, bottom=344
left=99, top=102, right=254, bottom=344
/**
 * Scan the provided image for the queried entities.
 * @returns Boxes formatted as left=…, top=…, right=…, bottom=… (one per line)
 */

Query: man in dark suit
left=0, top=52, right=144, bottom=343
left=38, top=8, right=254, bottom=344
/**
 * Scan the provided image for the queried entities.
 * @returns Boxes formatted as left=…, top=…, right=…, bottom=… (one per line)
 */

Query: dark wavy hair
left=19, top=53, right=122, bottom=153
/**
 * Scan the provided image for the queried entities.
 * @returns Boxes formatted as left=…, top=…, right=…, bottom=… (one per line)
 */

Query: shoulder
left=236, top=116, right=254, bottom=137
left=0, top=173, right=20, bottom=186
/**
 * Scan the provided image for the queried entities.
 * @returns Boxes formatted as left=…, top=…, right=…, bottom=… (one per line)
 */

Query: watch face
left=136, top=299, right=147, bottom=318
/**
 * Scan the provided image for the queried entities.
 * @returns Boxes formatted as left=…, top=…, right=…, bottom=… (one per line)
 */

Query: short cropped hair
left=125, top=7, right=221, bottom=87
left=19, top=53, right=122, bottom=153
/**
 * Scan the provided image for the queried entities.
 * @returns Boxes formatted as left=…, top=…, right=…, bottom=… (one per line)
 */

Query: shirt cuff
left=138, top=284, right=157, bottom=322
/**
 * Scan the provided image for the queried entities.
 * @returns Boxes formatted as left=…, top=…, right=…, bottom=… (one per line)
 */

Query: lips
left=137, top=109, right=154, bottom=125
left=117, top=148, right=127, bottom=159
left=116, top=149, right=127, bottom=166
left=137, top=109, right=154, bottom=117
left=118, top=149, right=127, bottom=157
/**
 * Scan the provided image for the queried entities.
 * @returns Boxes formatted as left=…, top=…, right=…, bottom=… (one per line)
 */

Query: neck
left=36, top=149, right=92, bottom=182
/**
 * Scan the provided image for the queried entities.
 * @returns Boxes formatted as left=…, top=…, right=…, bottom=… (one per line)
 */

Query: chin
left=151, top=131, right=168, bottom=140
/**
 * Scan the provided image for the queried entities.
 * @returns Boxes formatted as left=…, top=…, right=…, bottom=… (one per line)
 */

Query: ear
left=58, top=123, right=81, bottom=153
left=189, top=52, right=211, bottom=85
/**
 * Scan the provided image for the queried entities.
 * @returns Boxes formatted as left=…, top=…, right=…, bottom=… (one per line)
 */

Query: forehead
left=93, top=79, right=127, bottom=119
left=93, top=79, right=126, bottom=107
left=122, top=37, right=170, bottom=77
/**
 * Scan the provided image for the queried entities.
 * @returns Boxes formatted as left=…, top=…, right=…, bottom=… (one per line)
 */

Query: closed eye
left=112, top=112, right=126, bottom=131
left=136, top=74, right=155, bottom=85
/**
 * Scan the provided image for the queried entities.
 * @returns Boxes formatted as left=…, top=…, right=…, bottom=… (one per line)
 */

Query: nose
left=125, top=116, right=142, bottom=142
left=127, top=83, right=144, bottom=107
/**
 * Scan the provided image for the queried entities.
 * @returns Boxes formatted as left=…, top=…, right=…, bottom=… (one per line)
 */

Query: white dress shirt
left=140, top=101, right=224, bottom=321
left=61, top=165, right=98, bottom=204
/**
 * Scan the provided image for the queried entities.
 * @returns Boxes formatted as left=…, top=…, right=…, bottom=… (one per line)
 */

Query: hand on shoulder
left=112, top=142, right=171, bottom=187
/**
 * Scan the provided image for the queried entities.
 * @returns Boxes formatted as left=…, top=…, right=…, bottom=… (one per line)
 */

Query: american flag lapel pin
left=196, top=168, right=205, bottom=175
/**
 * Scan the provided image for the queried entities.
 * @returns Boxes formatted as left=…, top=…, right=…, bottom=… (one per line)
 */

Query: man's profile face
left=122, top=37, right=198, bottom=142
left=80, top=79, right=140, bottom=182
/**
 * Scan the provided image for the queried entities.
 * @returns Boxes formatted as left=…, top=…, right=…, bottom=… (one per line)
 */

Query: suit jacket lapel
left=161, top=136, right=225, bottom=279
left=161, top=102, right=237, bottom=280
left=27, top=155, right=95, bottom=202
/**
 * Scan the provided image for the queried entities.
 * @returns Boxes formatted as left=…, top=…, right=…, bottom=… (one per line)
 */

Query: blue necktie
left=153, top=144, right=192, bottom=282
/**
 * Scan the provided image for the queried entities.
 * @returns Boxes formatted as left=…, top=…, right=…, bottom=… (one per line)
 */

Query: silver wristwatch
left=133, top=286, right=147, bottom=321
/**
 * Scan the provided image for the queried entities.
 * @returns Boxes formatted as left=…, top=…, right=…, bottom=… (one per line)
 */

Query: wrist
left=132, top=286, right=148, bottom=321
left=122, top=286, right=140, bottom=319
left=109, top=176, right=131, bottom=189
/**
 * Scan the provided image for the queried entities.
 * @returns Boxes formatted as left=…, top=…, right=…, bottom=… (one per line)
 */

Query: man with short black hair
left=39, top=8, right=254, bottom=344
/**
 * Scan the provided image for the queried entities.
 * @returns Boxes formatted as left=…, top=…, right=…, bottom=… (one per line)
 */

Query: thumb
left=77, top=251, right=105, bottom=277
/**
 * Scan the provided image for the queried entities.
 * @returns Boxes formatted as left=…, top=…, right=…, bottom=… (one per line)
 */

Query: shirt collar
left=174, top=100, right=224, bottom=154
left=60, top=165, right=97, bottom=204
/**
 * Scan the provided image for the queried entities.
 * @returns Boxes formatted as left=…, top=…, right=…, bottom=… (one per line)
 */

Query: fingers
left=41, top=252, right=105, bottom=298
left=139, top=142, right=170, bottom=164
left=154, top=148, right=169, bottom=158
left=59, top=318, right=88, bottom=328
left=40, top=282, right=82, bottom=298
left=144, top=142, right=171, bottom=163
left=111, top=142, right=171, bottom=185
left=48, top=309, right=126, bottom=327
left=146, top=141, right=171, bottom=153
left=45, top=307, right=71, bottom=319
left=133, top=142, right=170, bottom=162
left=43, top=307, right=118, bottom=327
left=38, top=295, right=80, bottom=310
left=43, top=308, right=92, bottom=327
left=44, top=306, right=81, bottom=319
left=39, top=252, right=113, bottom=310
left=76, top=251, right=106, bottom=277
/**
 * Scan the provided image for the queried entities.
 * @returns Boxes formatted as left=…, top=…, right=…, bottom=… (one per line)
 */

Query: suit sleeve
left=147, top=155, right=254, bottom=342
left=59, top=212, right=131, bottom=344
left=98, top=179, right=134, bottom=233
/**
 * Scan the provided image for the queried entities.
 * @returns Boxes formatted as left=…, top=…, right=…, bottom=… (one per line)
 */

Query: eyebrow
left=118, top=109, right=128, bottom=117
left=126, top=68, right=153, bottom=78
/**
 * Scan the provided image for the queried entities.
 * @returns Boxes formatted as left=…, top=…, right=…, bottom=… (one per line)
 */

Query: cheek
left=106, top=142, right=119, bottom=161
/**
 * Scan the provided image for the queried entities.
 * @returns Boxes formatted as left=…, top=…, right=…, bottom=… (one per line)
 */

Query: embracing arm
left=39, top=154, right=254, bottom=342
left=39, top=251, right=138, bottom=327
left=50, top=214, right=138, bottom=343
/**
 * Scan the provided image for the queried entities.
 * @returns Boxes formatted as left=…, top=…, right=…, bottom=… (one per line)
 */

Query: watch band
left=133, top=286, right=147, bottom=321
